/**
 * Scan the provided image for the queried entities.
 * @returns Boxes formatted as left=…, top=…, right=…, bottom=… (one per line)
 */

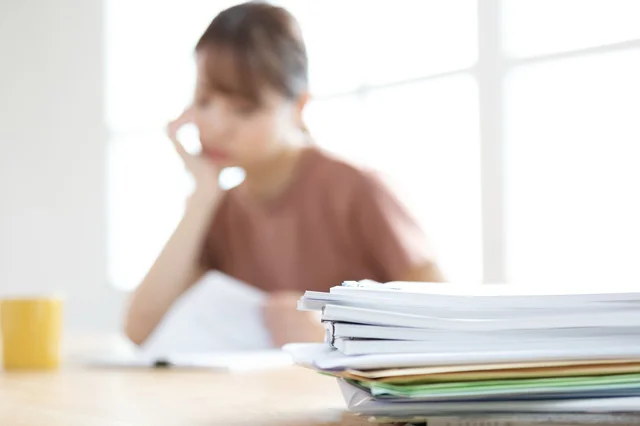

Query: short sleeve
left=351, top=173, right=433, bottom=282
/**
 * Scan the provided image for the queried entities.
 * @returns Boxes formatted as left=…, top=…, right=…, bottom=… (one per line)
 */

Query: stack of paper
left=285, top=281, right=640, bottom=424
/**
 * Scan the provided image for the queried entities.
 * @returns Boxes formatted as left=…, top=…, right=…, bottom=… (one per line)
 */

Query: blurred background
left=1, top=0, right=639, bottom=333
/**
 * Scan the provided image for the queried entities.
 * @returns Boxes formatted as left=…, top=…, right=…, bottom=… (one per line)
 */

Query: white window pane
left=305, top=95, right=366, bottom=164
left=505, top=50, right=640, bottom=288
left=106, top=0, right=237, bottom=132
left=274, top=0, right=373, bottom=97
left=281, top=0, right=477, bottom=94
left=107, top=130, right=244, bottom=290
left=108, top=0, right=478, bottom=129
left=359, top=0, right=477, bottom=86
left=503, top=0, right=640, bottom=58
left=107, top=132, right=189, bottom=290
left=307, top=75, right=482, bottom=282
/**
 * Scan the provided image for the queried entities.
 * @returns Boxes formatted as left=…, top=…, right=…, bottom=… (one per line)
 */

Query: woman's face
left=192, top=51, right=299, bottom=170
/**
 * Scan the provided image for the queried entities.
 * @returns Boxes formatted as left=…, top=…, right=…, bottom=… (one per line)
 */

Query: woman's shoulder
left=308, top=147, right=382, bottom=190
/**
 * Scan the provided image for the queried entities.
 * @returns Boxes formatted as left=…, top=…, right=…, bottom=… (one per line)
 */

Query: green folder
left=356, top=373, right=640, bottom=398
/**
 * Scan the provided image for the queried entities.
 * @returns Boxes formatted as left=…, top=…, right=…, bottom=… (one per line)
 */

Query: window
left=503, top=1, right=640, bottom=287
left=106, top=0, right=640, bottom=290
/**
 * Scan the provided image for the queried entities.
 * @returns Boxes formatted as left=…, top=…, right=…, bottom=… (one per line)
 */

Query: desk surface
left=0, top=333, right=378, bottom=426
left=0, top=365, right=376, bottom=426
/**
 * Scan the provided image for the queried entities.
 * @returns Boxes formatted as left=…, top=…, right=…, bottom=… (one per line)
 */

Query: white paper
left=284, top=343, right=640, bottom=371
left=140, top=271, right=272, bottom=356
left=328, top=322, right=640, bottom=343
left=326, top=282, right=640, bottom=309
left=321, top=304, right=640, bottom=331
left=334, top=336, right=640, bottom=357
left=337, top=379, right=640, bottom=416
left=88, top=272, right=283, bottom=369
left=87, top=349, right=292, bottom=372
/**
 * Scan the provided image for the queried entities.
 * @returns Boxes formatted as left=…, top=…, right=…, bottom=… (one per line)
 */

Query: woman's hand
left=263, top=292, right=325, bottom=347
left=167, top=106, right=220, bottom=200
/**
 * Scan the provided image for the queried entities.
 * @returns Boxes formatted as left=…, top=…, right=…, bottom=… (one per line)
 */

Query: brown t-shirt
left=200, top=147, right=431, bottom=293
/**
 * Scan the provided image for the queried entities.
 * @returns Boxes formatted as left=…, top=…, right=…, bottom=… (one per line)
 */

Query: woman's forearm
left=124, top=189, right=219, bottom=344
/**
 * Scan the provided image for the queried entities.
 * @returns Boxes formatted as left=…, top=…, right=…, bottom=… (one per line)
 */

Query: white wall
left=0, top=0, right=124, bottom=331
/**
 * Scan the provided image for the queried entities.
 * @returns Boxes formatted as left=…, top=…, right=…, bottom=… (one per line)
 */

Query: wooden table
left=0, top=334, right=377, bottom=426
left=0, top=365, right=377, bottom=425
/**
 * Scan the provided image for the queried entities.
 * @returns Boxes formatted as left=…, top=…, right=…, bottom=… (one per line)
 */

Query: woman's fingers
left=167, top=123, right=190, bottom=161
left=167, top=105, right=196, bottom=161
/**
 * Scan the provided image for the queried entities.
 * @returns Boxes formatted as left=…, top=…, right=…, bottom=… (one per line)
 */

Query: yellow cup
left=0, top=298, right=63, bottom=371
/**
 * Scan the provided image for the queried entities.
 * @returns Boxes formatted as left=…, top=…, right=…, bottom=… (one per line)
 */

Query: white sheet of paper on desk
left=88, top=272, right=289, bottom=370
left=140, top=271, right=273, bottom=356
left=88, top=349, right=292, bottom=372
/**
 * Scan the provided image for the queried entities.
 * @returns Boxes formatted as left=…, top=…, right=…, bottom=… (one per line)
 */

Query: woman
left=125, top=1, right=443, bottom=348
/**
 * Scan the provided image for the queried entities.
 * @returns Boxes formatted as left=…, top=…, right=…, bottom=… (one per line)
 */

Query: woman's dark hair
left=195, top=1, right=308, bottom=106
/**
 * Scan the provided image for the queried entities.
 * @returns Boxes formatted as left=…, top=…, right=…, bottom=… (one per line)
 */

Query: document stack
left=285, top=281, right=640, bottom=425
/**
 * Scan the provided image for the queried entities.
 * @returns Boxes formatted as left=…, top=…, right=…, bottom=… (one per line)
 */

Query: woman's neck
left=242, top=143, right=310, bottom=201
